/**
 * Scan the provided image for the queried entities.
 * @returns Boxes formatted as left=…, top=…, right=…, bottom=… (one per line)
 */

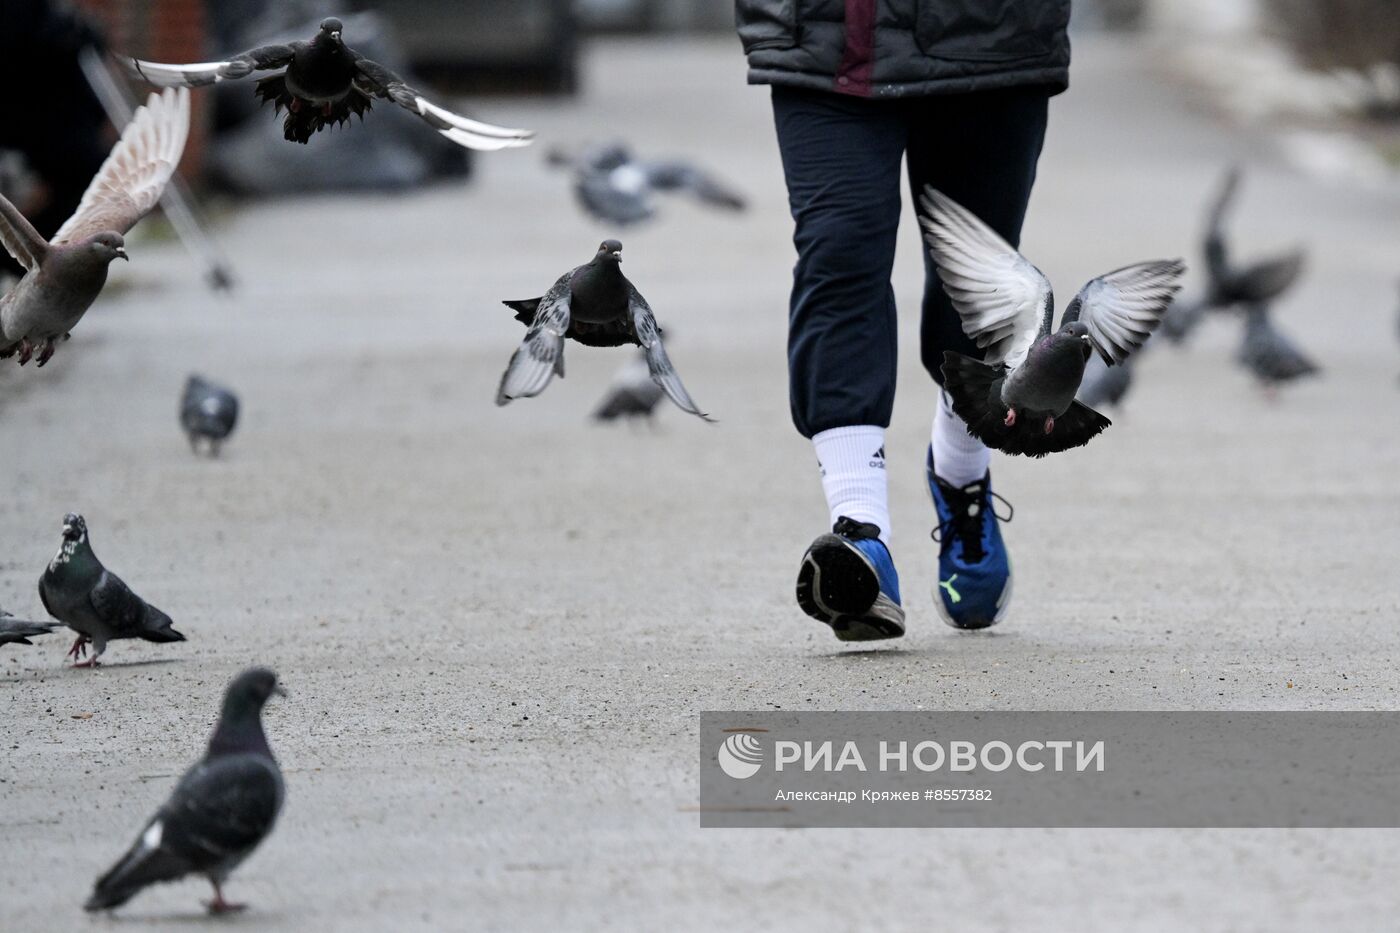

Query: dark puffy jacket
left=736, top=0, right=1071, bottom=98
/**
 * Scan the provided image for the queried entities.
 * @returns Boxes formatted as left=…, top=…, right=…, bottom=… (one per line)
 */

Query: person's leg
left=771, top=85, right=907, bottom=641
left=905, top=86, right=1050, bottom=629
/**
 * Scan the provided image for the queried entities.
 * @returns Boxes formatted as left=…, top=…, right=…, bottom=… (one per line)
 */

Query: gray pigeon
left=85, top=667, right=285, bottom=915
left=1204, top=167, right=1306, bottom=308
left=592, top=349, right=666, bottom=424
left=1075, top=353, right=1135, bottom=411
left=0, top=88, right=190, bottom=367
left=131, top=17, right=531, bottom=151
left=920, top=188, right=1184, bottom=457
left=38, top=513, right=185, bottom=667
left=1237, top=303, right=1319, bottom=388
left=1158, top=292, right=1210, bottom=346
left=180, top=374, right=240, bottom=456
left=0, top=609, right=56, bottom=648
left=549, top=142, right=746, bottom=226
left=497, top=240, right=712, bottom=421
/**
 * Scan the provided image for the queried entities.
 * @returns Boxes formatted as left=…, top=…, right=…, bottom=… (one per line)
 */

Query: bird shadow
left=811, top=646, right=943, bottom=661
left=98, top=907, right=277, bottom=925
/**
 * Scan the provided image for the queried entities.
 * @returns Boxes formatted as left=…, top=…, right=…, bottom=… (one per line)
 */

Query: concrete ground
left=3, top=32, right=1400, bottom=933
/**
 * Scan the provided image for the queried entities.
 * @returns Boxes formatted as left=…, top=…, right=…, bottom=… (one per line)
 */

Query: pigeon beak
left=115, top=247, right=129, bottom=262
left=272, top=685, right=288, bottom=698
left=611, top=251, right=622, bottom=261
left=331, top=31, right=341, bottom=40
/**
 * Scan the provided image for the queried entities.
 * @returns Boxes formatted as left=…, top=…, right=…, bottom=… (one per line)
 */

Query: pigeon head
left=597, top=240, right=623, bottom=263
left=319, top=17, right=344, bottom=42
left=61, top=513, right=88, bottom=543
left=223, top=667, right=286, bottom=719
left=85, top=232, right=128, bottom=264
left=1057, top=321, right=1094, bottom=360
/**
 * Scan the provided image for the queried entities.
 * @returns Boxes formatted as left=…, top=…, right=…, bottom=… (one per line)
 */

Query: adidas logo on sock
left=869, top=446, right=886, bottom=470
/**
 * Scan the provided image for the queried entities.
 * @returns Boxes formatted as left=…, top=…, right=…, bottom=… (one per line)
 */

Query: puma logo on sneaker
left=938, top=574, right=961, bottom=604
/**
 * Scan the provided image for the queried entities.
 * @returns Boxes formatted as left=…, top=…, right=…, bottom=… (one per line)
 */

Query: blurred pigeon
left=1158, top=292, right=1209, bottom=346
left=920, top=188, right=1183, bottom=457
left=592, top=349, right=665, bottom=424
left=1237, top=303, right=1319, bottom=389
left=549, top=142, right=746, bottom=226
left=1075, top=353, right=1135, bottom=411
left=498, top=240, right=712, bottom=421
left=1204, top=167, right=1305, bottom=308
left=131, top=17, right=532, bottom=151
left=38, top=513, right=184, bottom=667
left=0, top=609, right=55, bottom=648
left=85, top=667, right=285, bottom=915
left=181, top=374, right=240, bottom=456
left=0, top=88, right=190, bottom=367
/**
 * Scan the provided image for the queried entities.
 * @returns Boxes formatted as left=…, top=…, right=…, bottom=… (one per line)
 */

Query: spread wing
left=128, top=44, right=297, bottom=88
left=918, top=187, right=1053, bottom=372
left=1060, top=260, right=1186, bottom=365
left=1203, top=166, right=1240, bottom=286
left=352, top=56, right=533, bottom=151
left=496, top=273, right=571, bottom=404
left=0, top=193, right=48, bottom=272
left=627, top=285, right=713, bottom=422
left=51, top=88, right=191, bottom=245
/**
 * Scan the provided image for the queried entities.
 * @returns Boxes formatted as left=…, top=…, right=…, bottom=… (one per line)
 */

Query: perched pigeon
left=1237, top=303, right=1319, bottom=388
left=0, top=88, right=190, bottom=367
left=497, top=240, right=712, bottom=421
left=1204, top=167, right=1305, bottom=308
left=592, top=349, right=666, bottom=424
left=180, top=374, right=239, bottom=456
left=920, top=188, right=1184, bottom=457
left=548, top=142, right=746, bottom=226
left=38, top=513, right=184, bottom=667
left=85, top=667, right=285, bottom=915
left=1075, top=353, right=1136, bottom=411
left=131, top=17, right=532, bottom=151
left=0, top=609, right=55, bottom=648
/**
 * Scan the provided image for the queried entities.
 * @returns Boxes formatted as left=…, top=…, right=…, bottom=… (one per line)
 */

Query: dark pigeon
left=0, top=89, right=190, bottom=367
left=1076, top=353, right=1135, bottom=411
left=38, top=513, right=184, bottom=667
left=592, top=349, right=666, bottom=424
left=1237, top=303, right=1319, bottom=388
left=85, top=667, right=285, bottom=915
left=131, top=17, right=531, bottom=150
left=497, top=240, right=712, bottom=421
left=181, top=374, right=240, bottom=456
left=549, top=142, right=746, bottom=226
left=1205, top=167, right=1305, bottom=308
left=920, top=188, right=1183, bottom=457
left=0, top=609, right=55, bottom=648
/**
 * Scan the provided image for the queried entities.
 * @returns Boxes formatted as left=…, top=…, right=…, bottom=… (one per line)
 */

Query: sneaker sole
left=796, top=535, right=906, bottom=642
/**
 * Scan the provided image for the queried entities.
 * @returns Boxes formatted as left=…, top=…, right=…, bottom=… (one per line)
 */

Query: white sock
left=812, top=426, right=891, bottom=543
left=932, top=391, right=990, bottom=488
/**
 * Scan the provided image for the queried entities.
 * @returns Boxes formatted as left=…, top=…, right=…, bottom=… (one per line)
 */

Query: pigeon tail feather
left=85, top=841, right=189, bottom=912
left=255, top=75, right=372, bottom=144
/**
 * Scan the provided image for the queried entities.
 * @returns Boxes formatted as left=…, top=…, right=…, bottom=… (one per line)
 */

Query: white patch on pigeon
left=609, top=164, right=648, bottom=196
left=48, top=537, right=81, bottom=571
left=140, top=820, right=163, bottom=851
left=200, top=397, right=221, bottom=415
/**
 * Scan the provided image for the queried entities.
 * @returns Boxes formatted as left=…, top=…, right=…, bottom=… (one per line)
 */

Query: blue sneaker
left=796, top=517, right=905, bottom=642
left=927, top=447, right=1013, bottom=629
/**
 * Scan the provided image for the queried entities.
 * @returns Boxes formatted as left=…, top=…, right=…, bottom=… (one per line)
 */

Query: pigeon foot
left=65, top=636, right=89, bottom=661
left=36, top=338, right=55, bottom=367
left=205, top=883, right=246, bottom=915
left=72, top=657, right=101, bottom=669
left=1003, top=408, right=1017, bottom=427
left=17, top=338, right=33, bottom=365
left=1044, top=415, right=1055, bottom=434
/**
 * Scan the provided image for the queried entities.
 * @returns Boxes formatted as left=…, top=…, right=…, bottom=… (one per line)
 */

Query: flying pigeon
left=85, top=667, right=285, bottom=915
left=38, top=513, right=185, bottom=667
left=548, top=142, right=746, bottom=226
left=181, top=374, right=239, bottom=456
left=497, top=240, right=712, bottom=421
left=130, top=17, right=532, bottom=151
left=1075, top=353, right=1135, bottom=411
left=920, top=188, right=1184, bottom=457
left=0, top=88, right=190, bottom=367
left=1158, top=292, right=1210, bottom=346
left=1204, top=167, right=1305, bottom=308
left=1237, top=303, right=1319, bottom=389
left=592, top=349, right=666, bottom=424
left=0, top=610, right=55, bottom=648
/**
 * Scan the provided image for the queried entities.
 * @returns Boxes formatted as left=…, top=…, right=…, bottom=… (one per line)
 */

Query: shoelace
left=931, top=486, right=1014, bottom=563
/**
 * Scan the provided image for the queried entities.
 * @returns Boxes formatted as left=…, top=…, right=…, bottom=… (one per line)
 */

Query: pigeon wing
left=51, top=88, right=191, bottom=245
left=0, top=193, right=48, bottom=271
left=88, top=569, right=149, bottom=636
left=1061, top=260, right=1186, bottom=365
left=643, top=161, right=746, bottom=210
left=627, top=285, right=712, bottom=422
left=351, top=56, right=533, bottom=151
left=496, top=273, right=571, bottom=405
left=918, top=187, right=1053, bottom=372
left=128, top=43, right=297, bottom=88
left=1204, top=166, right=1241, bottom=287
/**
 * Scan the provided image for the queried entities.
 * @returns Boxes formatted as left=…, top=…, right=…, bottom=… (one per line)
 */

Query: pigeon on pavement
left=592, top=349, right=666, bottom=424
left=497, top=240, right=712, bottom=421
left=0, top=88, right=190, bottom=367
left=548, top=142, right=746, bottom=226
left=38, top=514, right=184, bottom=667
left=181, top=374, right=240, bottom=456
left=131, top=17, right=532, bottom=151
left=0, top=610, right=56, bottom=648
left=1204, top=167, right=1305, bottom=308
left=1237, top=303, right=1319, bottom=389
left=920, top=188, right=1184, bottom=457
left=84, top=667, right=286, bottom=915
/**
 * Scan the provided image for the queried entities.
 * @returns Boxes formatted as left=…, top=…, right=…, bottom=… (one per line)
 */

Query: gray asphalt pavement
left=3, top=34, right=1400, bottom=932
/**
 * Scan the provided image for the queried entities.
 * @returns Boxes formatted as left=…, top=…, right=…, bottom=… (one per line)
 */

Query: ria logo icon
left=717, top=732, right=763, bottom=779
